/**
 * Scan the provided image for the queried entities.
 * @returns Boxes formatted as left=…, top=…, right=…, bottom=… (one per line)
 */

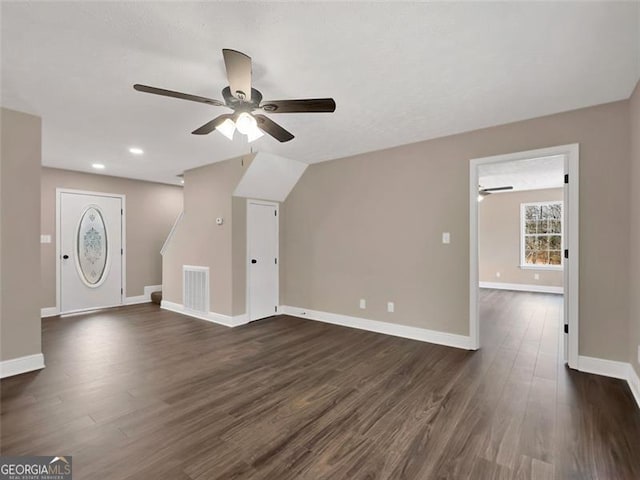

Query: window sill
left=519, top=264, right=563, bottom=271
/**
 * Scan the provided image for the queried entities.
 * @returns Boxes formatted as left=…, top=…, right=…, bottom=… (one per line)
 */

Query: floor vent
left=183, top=266, right=209, bottom=313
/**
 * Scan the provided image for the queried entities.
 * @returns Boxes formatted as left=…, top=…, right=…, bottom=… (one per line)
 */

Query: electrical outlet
left=496, top=272, right=501, bottom=278
left=387, top=302, right=395, bottom=313
left=40, top=234, right=51, bottom=244
left=359, top=299, right=366, bottom=309
left=534, top=273, right=540, bottom=280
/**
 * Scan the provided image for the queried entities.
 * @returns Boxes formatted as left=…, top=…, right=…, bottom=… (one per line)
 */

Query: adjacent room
left=1, top=2, right=639, bottom=479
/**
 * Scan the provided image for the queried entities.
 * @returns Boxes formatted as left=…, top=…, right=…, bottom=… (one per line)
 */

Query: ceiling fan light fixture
left=235, top=112, right=257, bottom=135
left=217, top=118, right=236, bottom=140
left=246, top=125, right=264, bottom=143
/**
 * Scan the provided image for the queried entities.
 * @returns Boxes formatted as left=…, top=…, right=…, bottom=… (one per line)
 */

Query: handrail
left=161, top=211, right=183, bottom=256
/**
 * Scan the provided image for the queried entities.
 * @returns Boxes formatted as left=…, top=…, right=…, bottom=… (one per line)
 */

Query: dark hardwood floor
left=2, top=290, right=639, bottom=479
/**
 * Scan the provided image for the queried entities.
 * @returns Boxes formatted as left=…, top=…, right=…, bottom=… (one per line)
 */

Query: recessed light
left=92, top=163, right=105, bottom=170
left=129, top=147, right=144, bottom=155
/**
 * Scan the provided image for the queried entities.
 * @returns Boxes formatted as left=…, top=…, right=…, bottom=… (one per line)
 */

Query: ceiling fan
left=478, top=185, right=513, bottom=201
left=133, top=49, right=336, bottom=143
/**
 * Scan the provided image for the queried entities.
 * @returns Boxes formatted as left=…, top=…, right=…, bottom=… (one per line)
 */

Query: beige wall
left=630, top=80, right=640, bottom=376
left=41, top=168, right=183, bottom=307
left=231, top=196, right=248, bottom=316
left=162, top=155, right=251, bottom=316
left=479, top=188, right=564, bottom=288
left=283, top=100, right=630, bottom=361
left=1, top=108, right=42, bottom=361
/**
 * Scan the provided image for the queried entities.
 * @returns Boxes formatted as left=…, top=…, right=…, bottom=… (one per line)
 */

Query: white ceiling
left=2, top=2, right=639, bottom=185
left=479, top=155, right=565, bottom=192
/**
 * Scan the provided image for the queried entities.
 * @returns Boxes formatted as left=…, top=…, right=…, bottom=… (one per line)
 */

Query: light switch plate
left=40, top=234, right=51, bottom=244
left=442, top=232, right=450, bottom=244
left=359, top=299, right=366, bottom=309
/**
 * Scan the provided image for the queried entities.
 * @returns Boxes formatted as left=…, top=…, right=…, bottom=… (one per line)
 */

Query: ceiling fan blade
left=260, top=98, right=336, bottom=113
left=192, top=114, right=233, bottom=135
left=133, top=84, right=225, bottom=107
left=222, top=49, right=252, bottom=101
left=254, top=114, right=294, bottom=142
left=482, top=186, right=514, bottom=192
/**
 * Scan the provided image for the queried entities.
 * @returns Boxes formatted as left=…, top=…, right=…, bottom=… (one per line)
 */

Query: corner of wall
left=1, top=107, right=43, bottom=368
left=628, top=78, right=640, bottom=377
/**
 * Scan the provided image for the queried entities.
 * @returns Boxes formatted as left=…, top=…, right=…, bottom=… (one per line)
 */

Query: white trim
left=578, top=355, right=629, bottom=379
left=125, top=285, right=162, bottom=305
left=479, top=282, right=563, bottom=294
left=519, top=264, right=563, bottom=271
left=577, top=356, right=640, bottom=410
left=246, top=199, right=279, bottom=322
left=161, top=300, right=249, bottom=328
left=41, top=306, right=60, bottom=317
left=279, top=305, right=474, bottom=350
left=0, top=353, right=45, bottom=378
left=470, top=143, right=579, bottom=367
left=56, top=188, right=127, bottom=314
left=161, top=211, right=183, bottom=256
left=627, top=364, right=640, bottom=410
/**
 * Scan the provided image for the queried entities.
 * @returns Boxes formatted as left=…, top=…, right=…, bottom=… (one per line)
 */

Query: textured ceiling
left=2, top=2, right=639, bottom=185
left=479, top=155, right=565, bottom=192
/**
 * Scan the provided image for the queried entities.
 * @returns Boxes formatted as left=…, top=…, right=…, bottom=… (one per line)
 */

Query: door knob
left=251, top=259, right=257, bottom=264
left=62, top=254, right=69, bottom=260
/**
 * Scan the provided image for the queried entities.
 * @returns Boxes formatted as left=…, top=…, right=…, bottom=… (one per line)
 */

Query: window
left=520, top=201, right=563, bottom=269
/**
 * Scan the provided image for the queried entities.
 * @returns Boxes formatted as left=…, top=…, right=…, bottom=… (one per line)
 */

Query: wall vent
left=183, top=265, right=209, bottom=313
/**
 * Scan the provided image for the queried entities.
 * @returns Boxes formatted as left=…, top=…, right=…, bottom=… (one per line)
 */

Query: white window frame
left=519, top=200, right=563, bottom=271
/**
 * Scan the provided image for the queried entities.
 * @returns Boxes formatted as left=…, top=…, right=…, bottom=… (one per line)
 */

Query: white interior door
left=247, top=200, right=279, bottom=321
left=60, top=191, right=123, bottom=313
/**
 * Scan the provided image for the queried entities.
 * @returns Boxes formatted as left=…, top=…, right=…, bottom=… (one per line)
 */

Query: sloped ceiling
left=1, top=2, right=639, bottom=185
left=233, top=152, right=307, bottom=202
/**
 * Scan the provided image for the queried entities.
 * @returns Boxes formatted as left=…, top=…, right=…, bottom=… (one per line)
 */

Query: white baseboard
left=161, top=300, right=249, bottom=328
left=479, top=281, right=563, bottom=294
left=578, top=355, right=640, bottom=409
left=279, top=305, right=474, bottom=350
left=627, top=364, right=640, bottom=410
left=42, top=285, right=162, bottom=315
left=0, top=353, right=45, bottom=378
left=578, top=355, right=628, bottom=379
left=125, top=285, right=162, bottom=305
left=41, top=306, right=59, bottom=318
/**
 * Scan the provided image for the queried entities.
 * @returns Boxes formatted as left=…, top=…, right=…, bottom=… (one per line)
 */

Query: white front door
left=60, top=191, right=123, bottom=313
left=247, top=200, right=279, bottom=321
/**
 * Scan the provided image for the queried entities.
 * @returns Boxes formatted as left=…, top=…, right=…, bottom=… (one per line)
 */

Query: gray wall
left=630, top=81, right=640, bottom=376
left=479, top=188, right=564, bottom=288
left=282, top=100, right=630, bottom=361
left=1, top=108, right=42, bottom=361
left=40, top=167, right=183, bottom=308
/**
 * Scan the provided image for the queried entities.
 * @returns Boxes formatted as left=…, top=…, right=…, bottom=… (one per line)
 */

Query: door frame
left=56, top=188, right=127, bottom=314
left=246, top=199, right=279, bottom=321
left=469, top=143, right=579, bottom=368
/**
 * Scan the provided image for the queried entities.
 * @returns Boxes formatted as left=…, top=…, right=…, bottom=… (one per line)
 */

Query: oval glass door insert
left=77, top=206, right=108, bottom=285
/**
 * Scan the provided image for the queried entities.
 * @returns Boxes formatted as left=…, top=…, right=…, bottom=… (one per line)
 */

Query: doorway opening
left=469, top=144, right=579, bottom=368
